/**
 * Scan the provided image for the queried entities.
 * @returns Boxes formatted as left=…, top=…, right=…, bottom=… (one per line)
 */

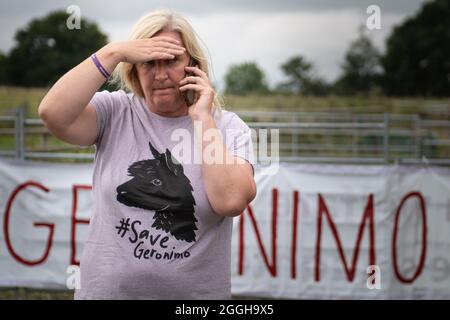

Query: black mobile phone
left=184, top=58, right=196, bottom=106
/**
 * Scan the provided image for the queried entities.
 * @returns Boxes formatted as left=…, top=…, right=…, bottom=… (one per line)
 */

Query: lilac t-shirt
left=74, top=90, right=254, bottom=300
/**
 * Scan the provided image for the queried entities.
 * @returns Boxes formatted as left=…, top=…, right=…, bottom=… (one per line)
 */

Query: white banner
left=1, top=159, right=450, bottom=299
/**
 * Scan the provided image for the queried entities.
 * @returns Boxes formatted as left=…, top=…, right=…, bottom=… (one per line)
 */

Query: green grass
left=0, top=288, right=73, bottom=300
left=1, top=86, right=450, bottom=117
left=0, top=288, right=268, bottom=300
left=223, top=93, right=450, bottom=117
left=0, top=86, right=47, bottom=117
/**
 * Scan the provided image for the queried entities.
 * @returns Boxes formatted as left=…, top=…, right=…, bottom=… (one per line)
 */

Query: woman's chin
left=150, top=96, right=187, bottom=115
left=153, top=96, right=176, bottom=108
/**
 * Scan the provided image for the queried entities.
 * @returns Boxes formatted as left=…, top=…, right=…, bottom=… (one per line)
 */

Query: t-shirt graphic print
left=116, top=141, right=198, bottom=243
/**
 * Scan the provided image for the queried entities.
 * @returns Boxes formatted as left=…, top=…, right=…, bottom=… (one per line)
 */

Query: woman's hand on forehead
left=109, top=37, right=186, bottom=64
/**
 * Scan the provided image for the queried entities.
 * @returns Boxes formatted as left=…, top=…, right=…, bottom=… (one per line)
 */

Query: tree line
left=225, top=0, right=450, bottom=97
left=0, top=0, right=448, bottom=97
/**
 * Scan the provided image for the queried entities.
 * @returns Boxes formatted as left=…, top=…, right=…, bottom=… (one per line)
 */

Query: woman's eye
left=151, top=178, right=162, bottom=186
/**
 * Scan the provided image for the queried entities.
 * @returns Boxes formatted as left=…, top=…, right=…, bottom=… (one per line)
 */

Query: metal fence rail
left=0, top=106, right=449, bottom=165
left=236, top=110, right=450, bottom=165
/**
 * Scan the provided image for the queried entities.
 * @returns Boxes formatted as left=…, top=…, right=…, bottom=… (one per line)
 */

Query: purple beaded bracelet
left=91, top=53, right=110, bottom=79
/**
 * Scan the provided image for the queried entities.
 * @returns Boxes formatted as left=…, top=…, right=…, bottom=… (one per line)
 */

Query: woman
left=38, top=9, right=256, bottom=299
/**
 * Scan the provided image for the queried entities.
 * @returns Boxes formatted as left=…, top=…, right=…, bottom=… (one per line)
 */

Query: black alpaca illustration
left=116, top=142, right=198, bottom=242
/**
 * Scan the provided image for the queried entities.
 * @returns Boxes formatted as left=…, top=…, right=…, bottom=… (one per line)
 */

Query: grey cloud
left=0, top=0, right=426, bottom=19
left=0, top=0, right=425, bottom=50
left=0, top=0, right=426, bottom=88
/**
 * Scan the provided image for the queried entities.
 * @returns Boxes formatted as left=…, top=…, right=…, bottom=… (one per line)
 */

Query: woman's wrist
left=95, top=43, right=122, bottom=70
left=189, top=110, right=214, bottom=123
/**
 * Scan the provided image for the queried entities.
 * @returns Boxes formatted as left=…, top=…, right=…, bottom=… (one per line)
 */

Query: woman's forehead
left=153, top=30, right=183, bottom=42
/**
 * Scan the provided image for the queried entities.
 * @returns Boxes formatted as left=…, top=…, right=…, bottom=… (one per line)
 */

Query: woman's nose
left=154, top=62, right=169, bottom=80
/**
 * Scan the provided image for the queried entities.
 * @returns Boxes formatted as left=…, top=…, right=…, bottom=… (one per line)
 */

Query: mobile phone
left=184, top=58, right=197, bottom=106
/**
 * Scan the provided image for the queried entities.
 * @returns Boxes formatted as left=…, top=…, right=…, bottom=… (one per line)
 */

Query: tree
left=0, top=51, right=8, bottom=85
left=382, top=0, right=450, bottom=96
left=278, top=55, right=329, bottom=96
left=224, top=62, right=269, bottom=95
left=334, top=26, right=382, bottom=95
left=7, top=10, right=108, bottom=87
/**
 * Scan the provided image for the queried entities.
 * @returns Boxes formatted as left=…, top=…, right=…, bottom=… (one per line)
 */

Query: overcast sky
left=0, top=0, right=426, bottom=91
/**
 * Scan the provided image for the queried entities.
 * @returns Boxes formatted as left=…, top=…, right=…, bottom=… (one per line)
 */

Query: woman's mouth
left=153, top=86, right=175, bottom=94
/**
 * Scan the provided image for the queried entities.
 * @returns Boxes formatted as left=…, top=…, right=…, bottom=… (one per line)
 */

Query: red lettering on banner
left=3, top=181, right=55, bottom=266
left=291, top=191, right=300, bottom=279
left=70, top=185, right=91, bottom=266
left=238, top=188, right=278, bottom=277
left=392, top=191, right=427, bottom=284
left=315, top=194, right=376, bottom=282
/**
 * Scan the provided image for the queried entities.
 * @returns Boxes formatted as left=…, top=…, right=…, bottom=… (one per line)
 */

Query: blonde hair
left=110, top=9, right=224, bottom=115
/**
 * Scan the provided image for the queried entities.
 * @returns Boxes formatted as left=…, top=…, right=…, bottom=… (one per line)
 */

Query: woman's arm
left=38, top=44, right=120, bottom=146
left=38, top=38, right=186, bottom=146
left=194, top=113, right=257, bottom=217
left=180, top=66, right=257, bottom=217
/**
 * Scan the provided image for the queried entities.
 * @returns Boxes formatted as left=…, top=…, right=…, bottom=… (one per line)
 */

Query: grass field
left=1, top=86, right=450, bottom=117
left=0, top=288, right=73, bottom=300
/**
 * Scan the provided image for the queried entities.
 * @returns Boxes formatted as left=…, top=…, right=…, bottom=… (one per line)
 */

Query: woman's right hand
left=104, top=37, right=186, bottom=64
